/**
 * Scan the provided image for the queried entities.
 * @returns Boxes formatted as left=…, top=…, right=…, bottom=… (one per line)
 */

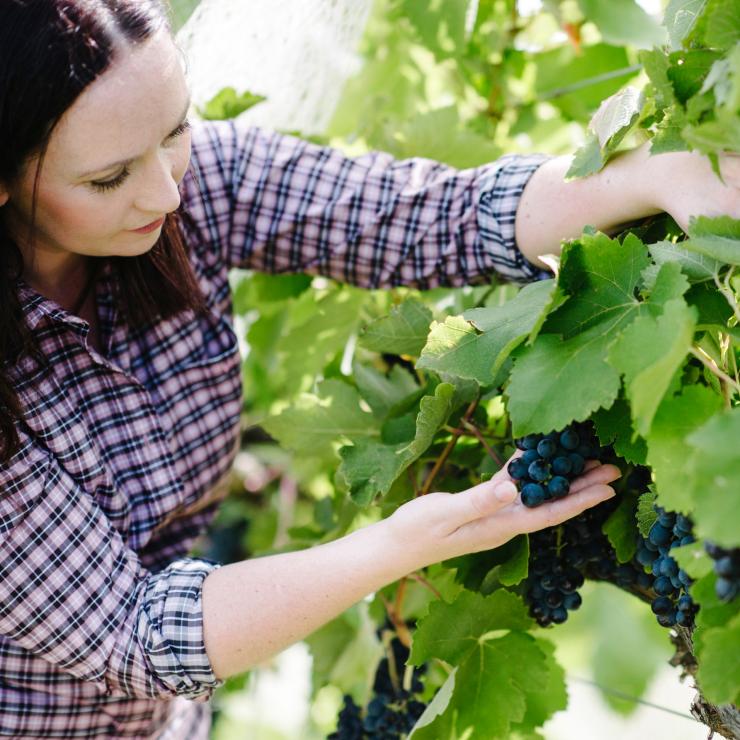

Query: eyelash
left=90, top=119, right=191, bottom=193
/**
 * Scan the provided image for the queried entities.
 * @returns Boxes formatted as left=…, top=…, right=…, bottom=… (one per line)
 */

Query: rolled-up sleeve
left=0, top=440, right=224, bottom=702
left=182, top=118, right=555, bottom=288
left=477, top=153, right=555, bottom=284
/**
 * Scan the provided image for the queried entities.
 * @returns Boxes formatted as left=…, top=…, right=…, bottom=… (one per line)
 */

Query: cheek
left=37, top=188, right=120, bottom=237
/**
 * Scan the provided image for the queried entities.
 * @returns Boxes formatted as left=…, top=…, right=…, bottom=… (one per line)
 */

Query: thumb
left=450, top=477, right=519, bottom=525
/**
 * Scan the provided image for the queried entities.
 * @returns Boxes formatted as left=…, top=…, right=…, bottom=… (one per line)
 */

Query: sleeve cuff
left=137, top=557, right=226, bottom=702
left=477, top=153, right=555, bottom=284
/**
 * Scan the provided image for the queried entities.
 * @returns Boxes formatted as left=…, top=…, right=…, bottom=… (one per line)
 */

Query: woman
left=0, top=1, right=737, bottom=738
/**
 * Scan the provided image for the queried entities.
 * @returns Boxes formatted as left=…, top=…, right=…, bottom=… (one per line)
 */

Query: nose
left=133, top=151, right=182, bottom=217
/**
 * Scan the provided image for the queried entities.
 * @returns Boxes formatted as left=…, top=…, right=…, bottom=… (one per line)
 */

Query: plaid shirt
left=0, top=117, right=551, bottom=739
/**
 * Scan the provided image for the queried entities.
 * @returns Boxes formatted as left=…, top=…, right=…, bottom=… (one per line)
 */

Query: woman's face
left=0, top=28, right=192, bottom=292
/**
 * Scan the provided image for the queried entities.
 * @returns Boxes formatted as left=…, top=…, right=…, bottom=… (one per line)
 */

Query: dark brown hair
left=0, top=0, right=208, bottom=465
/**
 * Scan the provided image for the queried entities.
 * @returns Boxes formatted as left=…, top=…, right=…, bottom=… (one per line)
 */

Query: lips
left=130, top=216, right=166, bottom=233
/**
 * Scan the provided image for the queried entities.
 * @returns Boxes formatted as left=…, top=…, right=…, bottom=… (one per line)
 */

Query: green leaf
left=276, top=288, right=366, bottom=393
left=685, top=407, right=740, bottom=546
left=417, top=280, right=559, bottom=384
left=413, top=633, right=551, bottom=739
left=566, top=130, right=604, bottom=178
left=262, top=379, right=378, bottom=459
left=592, top=398, right=648, bottom=465
left=506, top=327, right=622, bottom=437
left=663, top=0, right=708, bottom=49
left=696, top=612, right=740, bottom=706
left=410, top=589, right=532, bottom=666
left=636, top=489, right=658, bottom=537
left=608, top=298, right=697, bottom=437
left=196, top=87, right=266, bottom=120
left=338, top=383, right=455, bottom=503
left=603, top=491, right=639, bottom=563
left=353, top=363, right=420, bottom=419
left=682, top=215, right=740, bottom=266
left=646, top=385, right=723, bottom=513
left=547, top=232, right=650, bottom=339
left=642, top=261, right=690, bottom=309
left=495, top=535, right=530, bottom=588
left=692, top=571, right=740, bottom=632
left=359, top=299, right=433, bottom=356
left=305, top=604, right=382, bottom=699
left=515, top=638, right=567, bottom=729
left=671, top=541, right=713, bottom=580
left=648, top=240, right=721, bottom=282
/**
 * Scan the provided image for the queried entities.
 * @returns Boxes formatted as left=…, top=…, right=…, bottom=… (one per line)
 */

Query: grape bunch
left=526, top=526, right=585, bottom=626
left=524, top=491, right=625, bottom=626
left=328, top=635, right=427, bottom=739
left=635, top=506, right=699, bottom=628
left=509, top=422, right=606, bottom=508
left=704, top=542, right=740, bottom=602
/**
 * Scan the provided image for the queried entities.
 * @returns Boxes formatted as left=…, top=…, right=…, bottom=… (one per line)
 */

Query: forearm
left=201, top=519, right=419, bottom=680
left=514, top=143, right=662, bottom=268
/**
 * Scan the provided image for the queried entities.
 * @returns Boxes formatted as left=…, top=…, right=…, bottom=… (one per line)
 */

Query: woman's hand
left=387, top=451, right=621, bottom=569
left=642, top=144, right=740, bottom=233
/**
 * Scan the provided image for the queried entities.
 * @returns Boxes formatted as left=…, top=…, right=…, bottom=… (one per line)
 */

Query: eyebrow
left=79, top=96, right=192, bottom=179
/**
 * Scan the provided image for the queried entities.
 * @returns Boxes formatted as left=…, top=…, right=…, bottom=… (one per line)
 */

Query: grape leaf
left=696, top=612, right=740, bottom=706
left=603, top=490, right=639, bottom=563
left=514, top=637, right=567, bottom=729
left=359, top=299, right=433, bottom=355
left=648, top=240, right=720, bottom=282
left=409, top=669, right=457, bottom=738
left=353, top=363, right=420, bottom=419
left=671, top=541, right=713, bottom=580
left=636, top=488, right=658, bottom=537
left=692, top=572, right=740, bottom=635
left=338, top=383, right=455, bottom=504
left=506, top=325, right=622, bottom=437
left=546, top=232, right=650, bottom=339
left=663, top=0, right=708, bottom=49
left=416, top=280, right=559, bottom=383
left=608, top=298, right=697, bottom=437
left=491, top=535, right=530, bottom=588
left=412, top=633, right=551, bottom=740
left=410, top=589, right=532, bottom=666
left=197, top=86, right=266, bottom=120
left=684, top=407, right=740, bottom=546
left=592, top=398, right=648, bottom=465
left=682, top=215, right=740, bottom=266
left=642, top=261, right=690, bottom=310
left=262, top=379, right=378, bottom=459
left=646, top=385, right=722, bottom=513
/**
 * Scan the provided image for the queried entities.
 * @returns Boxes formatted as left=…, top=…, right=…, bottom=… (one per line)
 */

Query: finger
left=569, top=463, right=621, bottom=494
left=516, top=483, right=617, bottom=534
left=448, top=476, right=520, bottom=525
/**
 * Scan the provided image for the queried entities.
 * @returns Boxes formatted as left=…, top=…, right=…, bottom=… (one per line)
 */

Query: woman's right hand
left=388, top=451, right=621, bottom=570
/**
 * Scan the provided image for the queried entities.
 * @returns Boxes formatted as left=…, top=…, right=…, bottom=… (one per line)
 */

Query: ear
left=0, top=187, right=8, bottom=207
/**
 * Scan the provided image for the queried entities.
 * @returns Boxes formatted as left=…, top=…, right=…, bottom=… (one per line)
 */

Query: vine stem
left=690, top=346, right=740, bottom=397
left=378, top=592, right=413, bottom=648
left=462, top=419, right=505, bottom=467
left=407, top=572, right=444, bottom=601
left=419, top=398, right=479, bottom=496
left=713, top=267, right=740, bottom=324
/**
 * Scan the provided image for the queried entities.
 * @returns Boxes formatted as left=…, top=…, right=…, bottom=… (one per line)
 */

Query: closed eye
left=89, top=118, right=192, bottom=193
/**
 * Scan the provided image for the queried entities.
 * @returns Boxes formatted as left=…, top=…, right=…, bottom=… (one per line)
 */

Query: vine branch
left=419, top=398, right=479, bottom=496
